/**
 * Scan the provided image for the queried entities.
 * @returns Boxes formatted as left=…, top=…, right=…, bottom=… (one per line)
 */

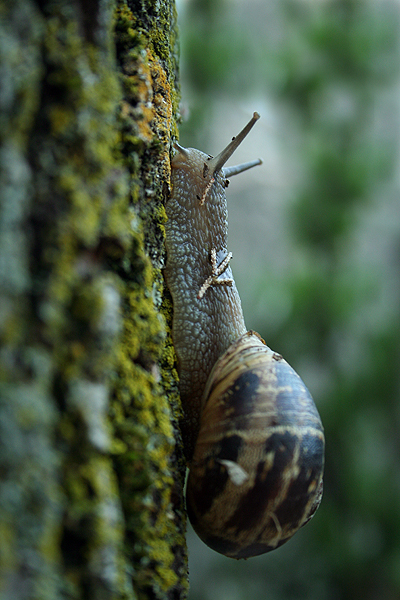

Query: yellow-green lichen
left=110, top=221, right=187, bottom=598
left=1, top=0, right=187, bottom=598
left=111, top=1, right=188, bottom=597
left=15, top=1, right=135, bottom=597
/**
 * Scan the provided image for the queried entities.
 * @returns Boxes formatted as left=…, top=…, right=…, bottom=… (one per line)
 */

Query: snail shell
left=186, top=331, right=324, bottom=559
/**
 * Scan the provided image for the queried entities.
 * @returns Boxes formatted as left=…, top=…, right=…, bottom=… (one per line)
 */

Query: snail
left=164, top=113, right=324, bottom=559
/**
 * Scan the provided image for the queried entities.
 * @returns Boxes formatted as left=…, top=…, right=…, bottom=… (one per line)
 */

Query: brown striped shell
left=186, top=331, right=324, bottom=559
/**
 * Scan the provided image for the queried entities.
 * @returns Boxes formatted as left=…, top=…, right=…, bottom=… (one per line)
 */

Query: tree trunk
left=0, top=0, right=187, bottom=599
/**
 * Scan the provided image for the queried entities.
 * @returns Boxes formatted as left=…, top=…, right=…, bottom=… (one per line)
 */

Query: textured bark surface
left=0, top=0, right=187, bottom=599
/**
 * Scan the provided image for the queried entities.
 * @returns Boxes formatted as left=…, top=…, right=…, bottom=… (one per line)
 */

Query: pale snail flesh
left=164, top=113, right=325, bottom=559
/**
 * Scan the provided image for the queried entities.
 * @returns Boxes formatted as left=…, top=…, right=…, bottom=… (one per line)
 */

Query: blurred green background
left=176, top=0, right=400, bottom=599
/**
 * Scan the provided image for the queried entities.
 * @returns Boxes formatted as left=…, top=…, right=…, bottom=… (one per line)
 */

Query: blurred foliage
left=274, top=3, right=400, bottom=599
left=178, top=0, right=273, bottom=147
left=178, top=0, right=400, bottom=599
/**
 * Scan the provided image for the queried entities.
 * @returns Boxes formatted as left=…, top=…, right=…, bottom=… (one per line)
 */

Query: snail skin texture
left=164, top=113, right=325, bottom=559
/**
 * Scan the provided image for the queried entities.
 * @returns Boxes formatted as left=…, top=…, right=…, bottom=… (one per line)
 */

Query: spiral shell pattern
left=186, top=331, right=325, bottom=559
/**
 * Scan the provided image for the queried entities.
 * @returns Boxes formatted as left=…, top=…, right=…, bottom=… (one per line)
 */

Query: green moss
left=1, top=0, right=186, bottom=597
left=3, top=1, right=136, bottom=597
left=0, top=2, right=43, bottom=146
left=111, top=2, right=188, bottom=598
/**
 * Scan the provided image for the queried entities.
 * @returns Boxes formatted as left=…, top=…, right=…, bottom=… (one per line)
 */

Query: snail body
left=165, top=114, right=324, bottom=558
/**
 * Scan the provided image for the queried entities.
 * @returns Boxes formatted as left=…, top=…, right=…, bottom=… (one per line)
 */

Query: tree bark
left=0, top=0, right=187, bottom=599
